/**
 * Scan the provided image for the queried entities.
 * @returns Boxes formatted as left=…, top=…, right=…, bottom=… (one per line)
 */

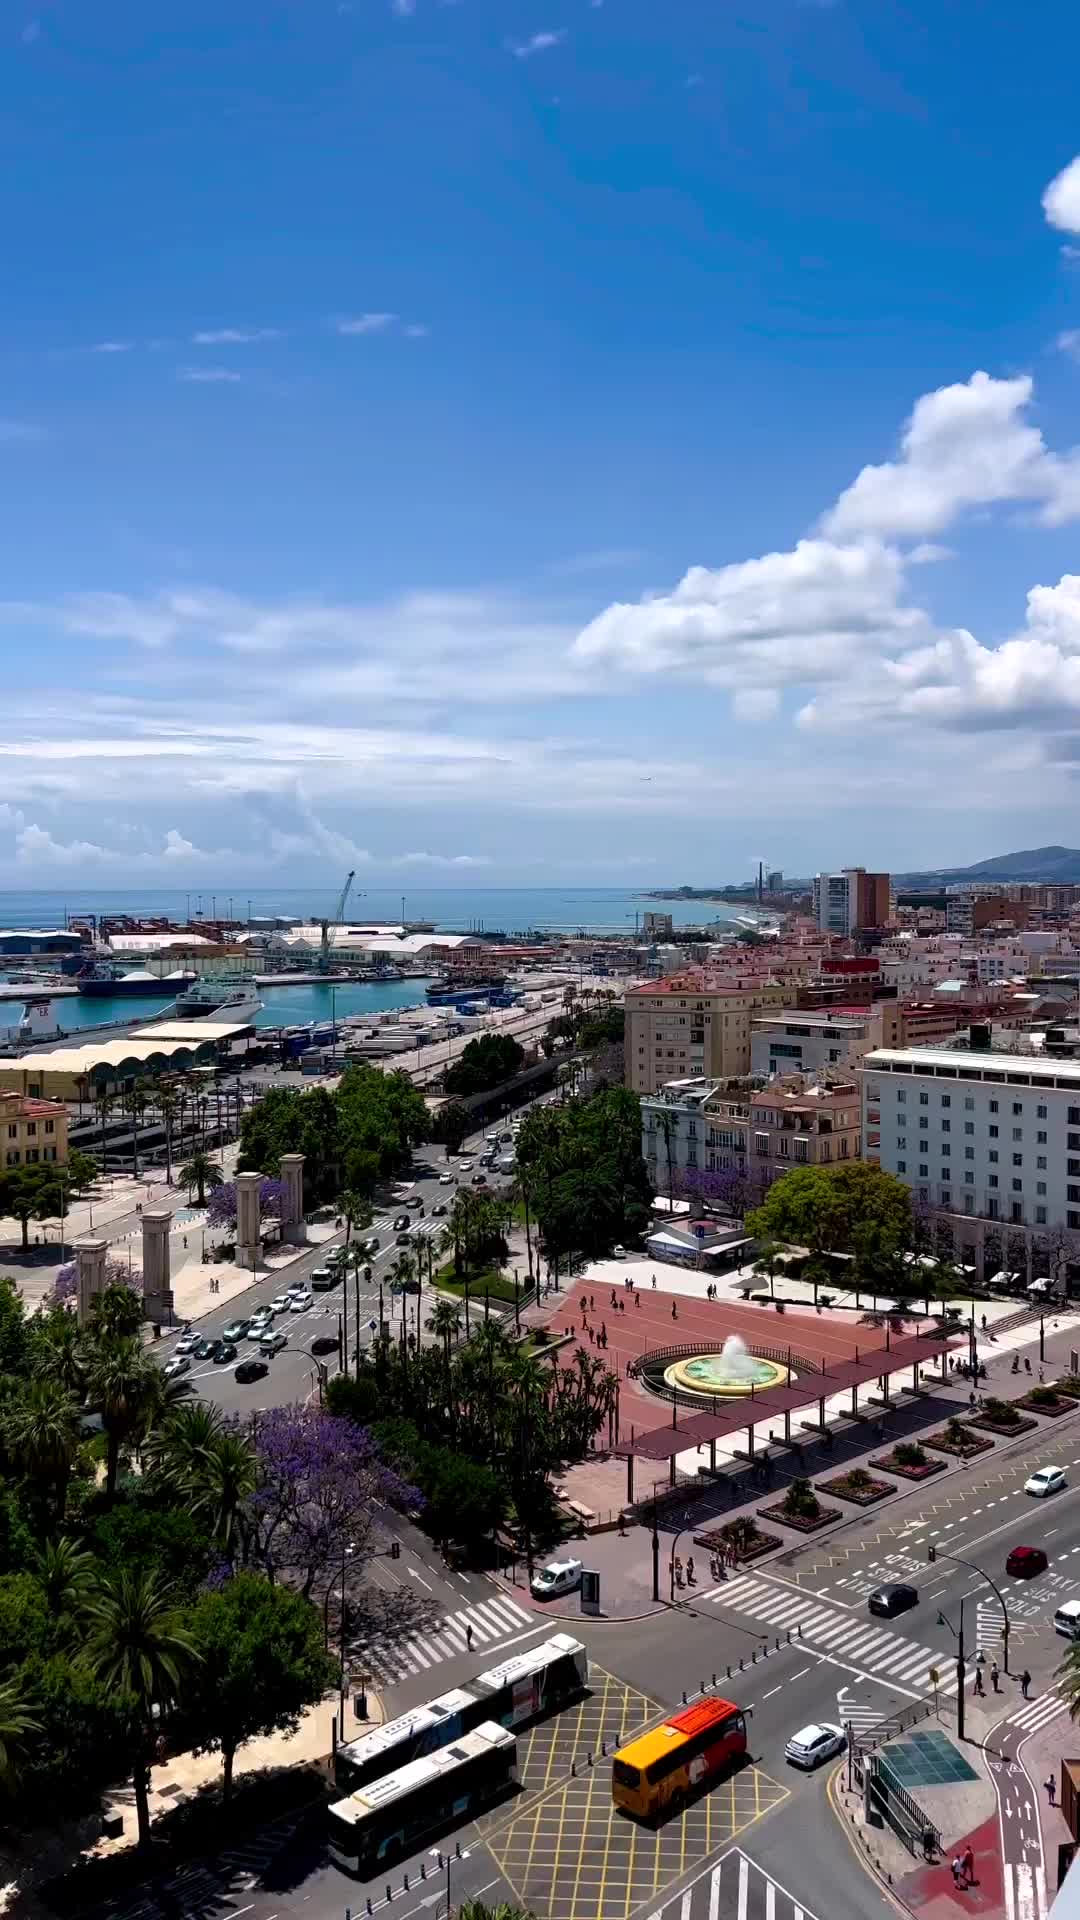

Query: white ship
left=173, top=975, right=263, bottom=1022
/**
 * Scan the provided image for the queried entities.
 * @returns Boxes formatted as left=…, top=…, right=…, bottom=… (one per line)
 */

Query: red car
left=1006, top=1546, right=1048, bottom=1579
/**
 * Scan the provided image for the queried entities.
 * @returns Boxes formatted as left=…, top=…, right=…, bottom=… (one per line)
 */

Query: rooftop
left=0, top=1090, right=66, bottom=1115
left=866, top=1045, right=1080, bottom=1084
left=752, top=1082, right=859, bottom=1110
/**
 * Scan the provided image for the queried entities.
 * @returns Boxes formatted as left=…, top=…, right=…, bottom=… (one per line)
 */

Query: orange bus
left=611, top=1696, right=750, bottom=1821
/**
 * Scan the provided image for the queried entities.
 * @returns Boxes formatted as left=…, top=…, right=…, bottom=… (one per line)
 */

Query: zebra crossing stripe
left=1009, top=1693, right=1067, bottom=1734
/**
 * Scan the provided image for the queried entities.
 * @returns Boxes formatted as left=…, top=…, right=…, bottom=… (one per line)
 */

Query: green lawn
left=435, top=1259, right=520, bottom=1304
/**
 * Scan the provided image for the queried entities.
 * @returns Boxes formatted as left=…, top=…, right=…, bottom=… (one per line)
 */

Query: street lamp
left=928, top=1542, right=1011, bottom=1675
left=936, top=1598, right=967, bottom=1741
left=430, top=1842, right=470, bottom=1920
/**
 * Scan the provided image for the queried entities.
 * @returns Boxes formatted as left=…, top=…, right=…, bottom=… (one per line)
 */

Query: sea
left=0, top=886, right=754, bottom=1036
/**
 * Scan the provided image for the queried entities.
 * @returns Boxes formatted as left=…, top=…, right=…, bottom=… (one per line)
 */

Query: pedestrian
left=635, top=1292, right=641, bottom=1308
left=652, top=1273, right=657, bottom=1289
left=183, top=1235, right=188, bottom=1248
left=951, top=1858, right=964, bottom=1890
left=611, top=1289, right=617, bottom=1308
left=973, top=1667, right=985, bottom=1696
left=601, top=1321, right=608, bottom=1343
left=963, top=1848, right=975, bottom=1887
left=1047, top=1775, right=1058, bottom=1806
left=1039, top=1367, right=1045, bottom=1384
left=1021, top=1669, right=1032, bottom=1699
left=590, top=1294, right=595, bottom=1312
left=990, top=1660, right=1000, bottom=1693
left=969, top=1391, right=977, bottom=1409
left=671, top=1299, right=678, bottom=1320
left=686, top=1556, right=695, bottom=1585
left=466, top=1623, right=474, bottom=1651
left=618, top=1298, right=625, bottom=1313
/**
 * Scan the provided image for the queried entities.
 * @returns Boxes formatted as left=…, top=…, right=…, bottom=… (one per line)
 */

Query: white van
left=530, top=1557, right=583, bottom=1600
left=1055, top=1599, right=1080, bottom=1640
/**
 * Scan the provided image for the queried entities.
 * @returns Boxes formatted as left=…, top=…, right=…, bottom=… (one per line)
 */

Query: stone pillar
left=142, top=1209, right=173, bottom=1325
left=235, top=1170, right=263, bottom=1271
left=279, top=1153, right=306, bottom=1242
left=75, top=1237, right=108, bottom=1328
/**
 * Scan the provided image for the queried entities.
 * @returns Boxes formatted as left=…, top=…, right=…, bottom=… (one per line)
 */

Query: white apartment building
left=863, top=1044, right=1080, bottom=1242
left=641, top=1079, right=717, bottom=1186
left=750, top=1008, right=881, bottom=1080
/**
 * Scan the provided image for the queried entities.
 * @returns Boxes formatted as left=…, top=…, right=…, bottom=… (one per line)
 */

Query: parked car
left=288, top=1290, right=313, bottom=1313
left=234, top=1358, right=269, bottom=1385
left=472, top=1173, right=488, bottom=1186
left=1025, top=1466, right=1067, bottom=1498
left=1006, top=1545, right=1049, bottom=1579
left=785, top=1723, right=845, bottom=1770
left=259, top=1328, right=289, bottom=1353
left=311, top=1333, right=339, bottom=1356
left=221, top=1319, right=250, bottom=1343
left=162, top=1355, right=190, bottom=1381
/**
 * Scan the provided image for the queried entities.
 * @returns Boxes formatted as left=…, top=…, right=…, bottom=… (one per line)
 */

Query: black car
left=393, top=1214, right=411, bottom=1231
left=193, top=1337, right=216, bottom=1361
left=311, top=1334, right=339, bottom=1356
left=396, top=1231, right=411, bottom=1245
left=868, top=1582, right=918, bottom=1619
left=234, top=1358, right=269, bottom=1384
left=472, top=1173, right=488, bottom=1185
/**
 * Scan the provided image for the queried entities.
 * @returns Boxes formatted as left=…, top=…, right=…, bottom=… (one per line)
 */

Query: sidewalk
left=1012, top=1699, right=1077, bottom=1912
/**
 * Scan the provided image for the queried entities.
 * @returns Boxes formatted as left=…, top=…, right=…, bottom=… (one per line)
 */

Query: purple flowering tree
left=49, top=1255, right=142, bottom=1309
left=676, top=1165, right=751, bottom=1218
left=248, top=1406, right=421, bottom=1598
left=206, top=1177, right=286, bottom=1231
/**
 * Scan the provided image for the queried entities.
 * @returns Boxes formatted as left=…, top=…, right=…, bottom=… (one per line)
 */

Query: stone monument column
left=279, top=1153, right=306, bottom=1242
left=141, top=1209, right=173, bottom=1325
left=235, top=1170, right=263, bottom=1271
left=75, top=1236, right=108, bottom=1328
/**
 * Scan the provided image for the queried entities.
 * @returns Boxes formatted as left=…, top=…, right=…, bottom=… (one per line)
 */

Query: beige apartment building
left=749, top=1082, right=861, bottom=1190
left=625, top=977, right=792, bottom=1094
left=0, top=1091, right=68, bottom=1171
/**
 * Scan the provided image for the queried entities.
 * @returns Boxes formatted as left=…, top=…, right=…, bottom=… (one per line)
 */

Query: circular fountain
left=661, top=1333, right=793, bottom=1398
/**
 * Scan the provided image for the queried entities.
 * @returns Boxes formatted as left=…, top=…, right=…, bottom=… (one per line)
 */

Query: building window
left=1012, top=1178, right=1023, bottom=1192
left=1013, top=1102, right=1023, bottom=1116
left=964, top=1170, right=974, bottom=1183
left=989, top=1125, right=999, bottom=1138
left=964, top=1122, right=974, bottom=1135
left=988, top=1174, right=999, bottom=1188
left=1070, top=1212, right=1080, bottom=1231
left=1037, top=1131, right=1047, bottom=1145
left=897, top=1159, right=906, bottom=1174
left=1037, top=1155, right=1047, bottom=1169
left=1011, top=1202, right=1024, bottom=1223
left=1070, top=1108, right=1080, bottom=1127
left=4, top=1150, right=17, bottom=1166
left=941, top=1190, right=951, bottom=1207
left=987, top=1198, right=1000, bottom=1218
left=941, top=1094, right=951, bottom=1108
left=5, top=1125, right=14, bottom=1140
left=897, top=1089, right=906, bottom=1103
left=989, top=1150, right=999, bottom=1163
left=919, top=1117, right=929, bottom=1130
left=990, top=1100, right=999, bottom=1113
left=941, top=1143, right=951, bottom=1157
left=897, top=1136, right=907, bottom=1150
left=919, top=1163, right=929, bottom=1178
left=1012, top=1153, right=1023, bottom=1167
left=25, top=1148, right=38, bottom=1163
left=1036, top=1206, right=1047, bottom=1225
left=1012, top=1127, right=1023, bottom=1142
left=1038, top=1105, right=1048, bottom=1119
left=964, top=1096, right=975, bottom=1110
left=44, top=1120, right=54, bottom=1135
left=25, top=1122, right=35, bottom=1137
left=942, top=1119, right=951, bottom=1133
left=965, top=1146, right=974, bottom=1159
left=1038, top=1182, right=1047, bottom=1197
left=919, top=1092, right=929, bottom=1105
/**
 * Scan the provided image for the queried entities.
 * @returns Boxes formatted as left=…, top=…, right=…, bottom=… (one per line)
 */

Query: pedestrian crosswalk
left=645, top=1847, right=822, bottom=1920
left=1004, top=1862, right=1048, bottom=1920
left=354, top=1591, right=538, bottom=1687
left=705, top=1574, right=958, bottom=1696
left=1007, top=1691, right=1069, bottom=1736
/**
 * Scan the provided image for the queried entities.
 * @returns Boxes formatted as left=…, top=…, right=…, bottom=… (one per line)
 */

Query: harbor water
left=0, top=977, right=435, bottom=1035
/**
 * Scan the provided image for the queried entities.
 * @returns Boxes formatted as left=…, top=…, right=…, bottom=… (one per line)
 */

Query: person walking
left=465, top=1623, right=474, bottom=1651
left=951, top=1858, right=964, bottom=1890
left=671, top=1299, right=678, bottom=1320
left=973, top=1667, right=985, bottom=1697
left=990, top=1660, right=1001, bottom=1693
left=1047, top=1775, right=1058, bottom=1806
left=1021, top=1669, right=1032, bottom=1700
left=963, top=1847, right=975, bottom=1887
left=651, top=1273, right=657, bottom=1289
left=686, top=1556, right=695, bottom=1585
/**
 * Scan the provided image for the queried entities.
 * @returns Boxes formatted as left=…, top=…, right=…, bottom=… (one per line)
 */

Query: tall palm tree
left=33, top=1311, right=86, bottom=1398
left=84, top=1568, right=200, bottom=1847
left=145, top=1399, right=225, bottom=1484
left=6, top=1378, right=83, bottom=1521
left=178, top=1151, right=223, bottom=1207
left=0, top=1675, right=41, bottom=1792
left=187, top=1429, right=257, bottom=1557
left=426, top=1298, right=461, bottom=1365
left=657, top=1111, right=677, bottom=1204
left=96, top=1090, right=115, bottom=1177
left=34, top=1535, right=96, bottom=1630
left=125, top=1079, right=150, bottom=1178
left=83, top=1335, right=159, bottom=1502
left=156, top=1081, right=179, bottom=1187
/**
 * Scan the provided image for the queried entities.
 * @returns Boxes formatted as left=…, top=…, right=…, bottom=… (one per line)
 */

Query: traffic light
left=390, top=1540, right=401, bottom=1560
left=927, top=1544, right=936, bottom=1563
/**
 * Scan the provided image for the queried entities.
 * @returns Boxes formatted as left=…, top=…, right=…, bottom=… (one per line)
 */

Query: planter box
left=967, top=1411, right=1038, bottom=1437
left=757, top=1500, right=842, bottom=1535
left=868, top=1450, right=947, bottom=1482
left=924, top=1427, right=995, bottom=1458
left=817, top=1474, right=894, bottom=1507
left=1054, top=1378, right=1080, bottom=1399
left=693, top=1525, right=782, bottom=1564
left=1017, top=1394, right=1073, bottom=1418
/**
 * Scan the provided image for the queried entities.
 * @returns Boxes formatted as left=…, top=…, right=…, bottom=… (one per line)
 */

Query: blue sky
left=6, top=0, right=1080, bottom=886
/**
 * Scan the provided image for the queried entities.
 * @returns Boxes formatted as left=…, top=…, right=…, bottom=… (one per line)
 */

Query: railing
left=849, top=1694, right=935, bottom=1757
left=872, top=1754, right=943, bottom=1858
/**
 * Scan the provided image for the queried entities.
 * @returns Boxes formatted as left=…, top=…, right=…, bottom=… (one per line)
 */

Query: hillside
left=897, top=845, right=1080, bottom=887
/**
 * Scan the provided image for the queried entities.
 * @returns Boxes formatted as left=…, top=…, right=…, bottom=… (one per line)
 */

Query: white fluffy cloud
left=1044, top=154, right=1080, bottom=235
left=822, top=372, right=1080, bottom=539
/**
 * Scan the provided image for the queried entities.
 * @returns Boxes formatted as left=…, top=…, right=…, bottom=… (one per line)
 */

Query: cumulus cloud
left=90, top=340, right=133, bottom=354
left=822, top=371, right=1080, bottom=540
left=191, top=327, right=282, bottom=346
left=336, top=314, right=396, bottom=336
left=177, top=366, right=244, bottom=385
left=1044, top=155, right=1080, bottom=236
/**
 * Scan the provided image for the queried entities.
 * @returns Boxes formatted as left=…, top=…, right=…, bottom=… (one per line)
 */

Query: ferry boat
left=173, top=976, right=263, bottom=1022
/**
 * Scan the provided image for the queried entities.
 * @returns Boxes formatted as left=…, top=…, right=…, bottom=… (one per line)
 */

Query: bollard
left=712, top=1673, right=717, bottom=1688
left=775, top=1638, right=780, bottom=1651
left=456, top=1843, right=461, bottom=1859
left=386, top=1887, right=392, bottom=1903
left=752, top=1649, right=757, bottom=1663
left=587, top=1751, right=592, bottom=1768
left=437, top=1855, right=443, bottom=1870
left=786, top=1630, right=791, bottom=1643
left=682, top=1690, right=687, bottom=1704
left=601, top=1739, right=606, bottom=1756
left=739, top=1656, right=744, bottom=1670
left=727, top=1664, right=732, bottom=1679
left=367, top=1902, right=373, bottom=1915
left=701, top=1682, right=706, bottom=1697
left=404, top=1874, right=409, bottom=1891
left=799, top=1624, right=803, bottom=1638
left=420, top=1864, right=426, bottom=1881
left=571, top=1760, right=576, bottom=1776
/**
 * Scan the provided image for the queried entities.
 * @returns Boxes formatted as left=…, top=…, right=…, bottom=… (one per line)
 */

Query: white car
left=162, top=1355, right=190, bottom=1381
left=269, top=1292, right=294, bottom=1315
left=248, top=1311, right=273, bottom=1337
left=439, top=1172, right=454, bottom=1185
left=288, top=1289, right=313, bottom=1313
left=785, top=1723, right=845, bottom=1770
left=260, top=1328, right=288, bottom=1353
left=1025, top=1466, right=1067, bottom=1498
left=174, top=1331, right=200, bottom=1356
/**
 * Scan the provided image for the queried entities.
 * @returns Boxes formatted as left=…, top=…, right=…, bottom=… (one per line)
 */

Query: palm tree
left=178, top=1151, right=223, bottom=1207
left=427, top=1298, right=461, bottom=1365
left=146, top=1399, right=225, bottom=1483
left=6, top=1378, right=84, bottom=1521
left=33, top=1311, right=86, bottom=1399
left=657, top=1110, right=677, bottom=1203
left=339, top=1189, right=372, bottom=1250
left=125, top=1079, right=150, bottom=1178
left=84, top=1568, right=200, bottom=1847
left=34, top=1535, right=96, bottom=1630
left=188, top=1429, right=257, bottom=1557
left=156, top=1081, right=179, bottom=1186
left=456, top=1906, right=537, bottom=1920
left=83, top=1334, right=159, bottom=1502
left=0, top=1675, right=41, bottom=1792
left=96, top=1090, right=115, bottom=1177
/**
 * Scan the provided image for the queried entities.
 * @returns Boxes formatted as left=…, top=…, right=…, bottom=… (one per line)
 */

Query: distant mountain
left=897, top=845, right=1080, bottom=887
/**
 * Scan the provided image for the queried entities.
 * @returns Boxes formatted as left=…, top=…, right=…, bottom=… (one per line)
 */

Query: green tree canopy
left=517, top=1085, right=652, bottom=1265
left=445, top=1033, right=525, bottom=1099
left=746, top=1162, right=913, bottom=1258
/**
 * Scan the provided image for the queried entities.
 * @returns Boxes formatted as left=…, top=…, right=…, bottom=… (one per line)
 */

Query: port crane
left=319, top=870, right=356, bottom=973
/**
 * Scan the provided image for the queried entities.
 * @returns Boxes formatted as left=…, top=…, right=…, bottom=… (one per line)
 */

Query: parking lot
left=477, top=1667, right=789, bottom=1920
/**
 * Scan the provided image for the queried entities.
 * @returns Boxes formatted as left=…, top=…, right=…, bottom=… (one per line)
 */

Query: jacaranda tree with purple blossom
left=206, top=1177, right=286, bottom=1232
left=248, top=1406, right=420, bottom=1598
left=49, top=1257, right=142, bottom=1310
